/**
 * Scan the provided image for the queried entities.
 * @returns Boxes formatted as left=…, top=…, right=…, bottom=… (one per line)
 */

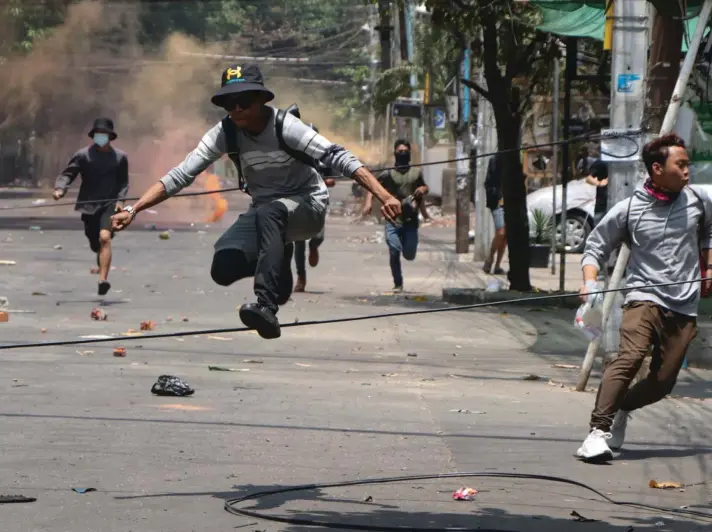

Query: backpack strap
left=221, top=116, right=249, bottom=195
left=275, top=108, right=319, bottom=169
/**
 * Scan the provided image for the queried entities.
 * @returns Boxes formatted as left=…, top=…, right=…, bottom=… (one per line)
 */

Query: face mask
left=94, top=133, right=109, bottom=147
left=395, top=151, right=411, bottom=167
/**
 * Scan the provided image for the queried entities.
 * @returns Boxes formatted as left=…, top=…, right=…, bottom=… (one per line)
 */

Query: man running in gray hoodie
left=576, top=134, right=712, bottom=462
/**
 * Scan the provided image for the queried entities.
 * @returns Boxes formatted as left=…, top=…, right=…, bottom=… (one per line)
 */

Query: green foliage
left=530, top=209, right=554, bottom=245
left=0, top=0, right=71, bottom=54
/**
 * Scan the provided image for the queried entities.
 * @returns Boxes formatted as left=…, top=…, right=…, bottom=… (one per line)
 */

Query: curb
left=443, top=287, right=581, bottom=309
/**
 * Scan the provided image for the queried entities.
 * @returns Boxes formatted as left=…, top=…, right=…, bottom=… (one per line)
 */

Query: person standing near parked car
left=584, top=159, right=609, bottom=226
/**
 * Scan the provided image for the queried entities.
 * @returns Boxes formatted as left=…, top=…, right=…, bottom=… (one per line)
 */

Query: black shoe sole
left=98, top=281, right=111, bottom=296
left=239, top=307, right=281, bottom=339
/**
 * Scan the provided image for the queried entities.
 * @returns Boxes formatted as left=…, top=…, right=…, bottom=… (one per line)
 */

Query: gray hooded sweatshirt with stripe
left=160, top=107, right=364, bottom=210
left=581, top=184, right=712, bottom=317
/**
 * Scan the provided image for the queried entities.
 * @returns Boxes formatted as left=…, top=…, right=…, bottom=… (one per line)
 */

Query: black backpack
left=222, top=103, right=319, bottom=195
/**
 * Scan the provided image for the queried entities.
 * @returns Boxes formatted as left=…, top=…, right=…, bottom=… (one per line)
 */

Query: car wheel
left=555, top=213, right=591, bottom=253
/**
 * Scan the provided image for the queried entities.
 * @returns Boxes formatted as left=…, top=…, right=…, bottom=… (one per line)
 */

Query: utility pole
left=403, top=0, right=420, bottom=155
left=577, top=0, right=712, bottom=391
left=456, top=45, right=471, bottom=254
left=367, top=2, right=380, bottom=145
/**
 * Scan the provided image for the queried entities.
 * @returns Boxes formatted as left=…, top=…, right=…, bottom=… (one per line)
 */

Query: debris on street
left=159, top=231, right=170, bottom=240
left=140, top=320, right=156, bottom=331
left=151, top=375, right=194, bottom=396
left=570, top=510, right=598, bottom=522
left=113, top=347, right=127, bottom=357
left=0, top=260, right=17, bottom=266
left=649, top=479, right=682, bottom=490
left=208, top=366, right=249, bottom=372
left=90, top=308, right=107, bottom=320
left=0, top=311, right=8, bottom=323
left=452, top=487, right=478, bottom=501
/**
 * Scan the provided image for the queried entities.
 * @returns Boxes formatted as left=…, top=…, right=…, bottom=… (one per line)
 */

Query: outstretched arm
left=111, top=123, right=226, bottom=230
left=53, top=151, right=84, bottom=199
left=281, top=114, right=401, bottom=221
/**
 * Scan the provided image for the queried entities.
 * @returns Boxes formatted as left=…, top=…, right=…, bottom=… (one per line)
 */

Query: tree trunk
left=496, top=112, right=532, bottom=292
left=647, top=13, right=683, bottom=132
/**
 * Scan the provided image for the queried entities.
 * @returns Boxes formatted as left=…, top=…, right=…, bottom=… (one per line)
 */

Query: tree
left=425, top=0, right=557, bottom=292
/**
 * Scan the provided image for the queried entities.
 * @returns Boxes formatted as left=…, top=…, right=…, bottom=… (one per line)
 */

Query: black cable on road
left=223, top=471, right=712, bottom=531
left=0, top=131, right=639, bottom=212
left=0, top=277, right=704, bottom=351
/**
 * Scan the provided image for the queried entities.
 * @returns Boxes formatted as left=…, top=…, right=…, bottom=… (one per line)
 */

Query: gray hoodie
left=581, top=184, right=712, bottom=317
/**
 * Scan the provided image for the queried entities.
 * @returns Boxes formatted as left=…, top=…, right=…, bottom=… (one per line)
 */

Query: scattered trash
left=0, top=495, right=37, bottom=504
left=113, top=347, right=127, bottom=357
left=364, top=495, right=373, bottom=502
left=76, top=350, right=94, bottom=356
left=452, top=487, right=478, bottom=500
left=381, top=373, right=398, bottom=377
left=71, top=488, right=96, bottom=494
left=654, top=521, right=665, bottom=527
left=0, top=297, right=7, bottom=308
left=552, top=364, right=579, bottom=370
left=208, top=335, right=232, bottom=341
left=522, top=374, right=541, bottom=381
left=29, top=226, right=41, bottom=231
left=53, top=244, right=62, bottom=250
left=181, top=316, right=189, bottom=322
left=79, top=335, right=112, bottom=339
left=295, top=363, right=312, bottom=368
left=406, top=295, right=428, bottom=302
left=0, top=260, right=17, bottom=266
left=242, top=359, right=263, bottom=364
left=140, top=320, right=156, bottom=331
left=41, top=328, right=47, bottom=333
left=208, top=366, right=249, bottom=372
left=32, top=291, right=47, bottom=296
left=649, top=480, right=682, bottom=490
left=90, top=308, right=107, bottom=321
left=450, top=409, right=486, bottom=414
left=159, top=231, right=170, bottom=240
left=151, top=375, right=194, bottom=396
left=0, top=311, right=8, bottom=323
left=32, top=199, right=46, bottom=205
left=570, top=510, right=598, bottom=522
left=407, top=352, right=418, bottom=357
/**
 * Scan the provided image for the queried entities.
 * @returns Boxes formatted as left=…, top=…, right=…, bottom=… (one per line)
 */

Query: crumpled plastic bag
left=151, top=375, right=194, bottom=397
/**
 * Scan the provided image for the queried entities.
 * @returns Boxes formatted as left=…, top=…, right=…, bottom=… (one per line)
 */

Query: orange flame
left=203, top=172, right=228, bottom=223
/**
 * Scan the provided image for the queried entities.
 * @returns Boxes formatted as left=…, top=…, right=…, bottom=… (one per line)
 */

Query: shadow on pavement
left=115, top=480, right=710, bottom=532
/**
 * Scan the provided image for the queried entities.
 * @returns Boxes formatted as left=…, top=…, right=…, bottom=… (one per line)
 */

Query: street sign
left=433, top=108, right=446, bottom=130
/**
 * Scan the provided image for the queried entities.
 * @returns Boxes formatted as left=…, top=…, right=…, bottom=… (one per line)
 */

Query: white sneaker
left=576, top=429, right=613, bottom=461
left=609, top=411, right=630, bottom=450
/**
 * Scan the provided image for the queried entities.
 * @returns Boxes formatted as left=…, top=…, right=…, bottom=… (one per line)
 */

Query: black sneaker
left=98, top=280, right=111, bottom=296
left=239, top=303, right=281, bottom=339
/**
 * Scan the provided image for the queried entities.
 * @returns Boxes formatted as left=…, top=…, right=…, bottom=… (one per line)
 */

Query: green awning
left=535, top=4, right=707, bottom=52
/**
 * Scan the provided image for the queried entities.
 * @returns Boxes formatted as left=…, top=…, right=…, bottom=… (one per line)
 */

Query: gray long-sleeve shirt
left=55, top=145, right=129, bottom=215
left=160, top=107, right=364, bottom=209
left=582, top=184, right=712, bottom=316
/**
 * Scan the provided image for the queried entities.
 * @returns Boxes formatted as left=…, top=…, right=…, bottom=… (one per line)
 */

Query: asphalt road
left=0, top=199, right=710, bottom=532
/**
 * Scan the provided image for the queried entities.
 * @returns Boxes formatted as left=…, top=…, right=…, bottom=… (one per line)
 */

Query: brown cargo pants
left=590, top=301, right=697, bottom=432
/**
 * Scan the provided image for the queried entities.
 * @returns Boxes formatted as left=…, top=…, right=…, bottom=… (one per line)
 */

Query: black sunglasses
left=220, top=93, right=257, bottom=112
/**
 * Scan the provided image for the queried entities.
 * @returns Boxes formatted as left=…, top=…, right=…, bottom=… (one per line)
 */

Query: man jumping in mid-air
left=111, top=63, right=401, bottom=339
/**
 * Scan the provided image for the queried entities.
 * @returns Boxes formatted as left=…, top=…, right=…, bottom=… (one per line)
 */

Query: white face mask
left=94, top=133, right=109, bottom=147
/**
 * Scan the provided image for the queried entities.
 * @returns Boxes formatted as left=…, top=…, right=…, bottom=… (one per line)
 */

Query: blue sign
left=433, top=109, right=446, bottom=130
left=617, top=73, right=641, bottom=94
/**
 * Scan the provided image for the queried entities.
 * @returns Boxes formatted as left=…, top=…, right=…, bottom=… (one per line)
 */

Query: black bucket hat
left=88, top=117, right=117, bottom=140
left=210, top=64, right=275, bottom=107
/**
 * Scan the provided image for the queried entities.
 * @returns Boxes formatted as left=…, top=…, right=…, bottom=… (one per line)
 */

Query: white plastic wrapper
left=573, top=280, right=604, bottom=340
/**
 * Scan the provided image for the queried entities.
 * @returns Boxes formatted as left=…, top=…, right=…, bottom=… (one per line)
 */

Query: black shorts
left=81, top=204, right=115, bottom=253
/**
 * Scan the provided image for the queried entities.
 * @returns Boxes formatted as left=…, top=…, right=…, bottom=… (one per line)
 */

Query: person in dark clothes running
left=584, top=159, right=609, bottom=226
left=111, top=64, right=401, bottom=339
left=362, top=139, right=429, bottom=292
left=293, top=123, right=337, bottom=293
left=53, top=117, right=128, bottom=296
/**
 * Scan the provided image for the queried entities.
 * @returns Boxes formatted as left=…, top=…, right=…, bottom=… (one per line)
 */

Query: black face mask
left=395, top=151, right=411, bottom=167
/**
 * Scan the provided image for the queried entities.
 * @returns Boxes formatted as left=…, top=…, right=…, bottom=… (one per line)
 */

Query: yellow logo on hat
left=225, top=66, right=242, bottom=80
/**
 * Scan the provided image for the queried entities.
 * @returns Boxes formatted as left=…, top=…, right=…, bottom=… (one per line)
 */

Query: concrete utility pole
left=577, top=0, right=712, bottom=391
left=456, top=46, right=472, bottom=254
left=473, top=69, right=496, bottom=262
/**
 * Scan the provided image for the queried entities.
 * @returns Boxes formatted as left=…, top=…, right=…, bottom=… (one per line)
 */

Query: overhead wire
left=0, top=130, right=640, bottom=212
left=0, top=276, right=704, bottom=351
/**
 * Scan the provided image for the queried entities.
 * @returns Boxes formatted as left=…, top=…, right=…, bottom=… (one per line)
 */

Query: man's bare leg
left=98, top=229, right=112, bottom=295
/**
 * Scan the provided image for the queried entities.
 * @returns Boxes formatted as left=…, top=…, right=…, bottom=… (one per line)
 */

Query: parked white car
left=527, top=178, right=596, bottom=253
left=527, top=163, right=712, bottom=253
